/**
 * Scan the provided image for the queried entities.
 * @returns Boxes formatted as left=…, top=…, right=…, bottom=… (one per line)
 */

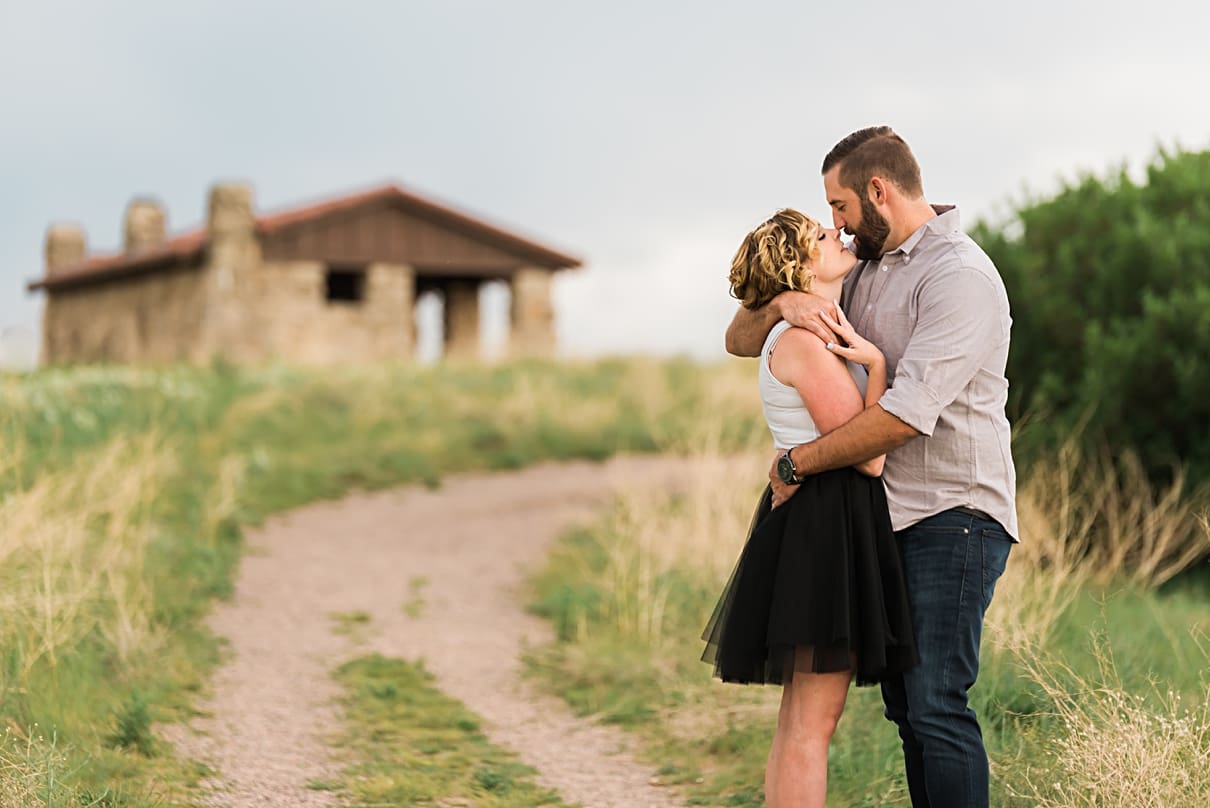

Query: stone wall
left=41, top=265, right=208, bottom=365
left=203, top=259, right=416, bottom=365
left=41, top=257, right=418, bottom=367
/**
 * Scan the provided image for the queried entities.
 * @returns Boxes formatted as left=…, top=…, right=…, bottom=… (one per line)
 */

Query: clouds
left=3, top=1, right=1209, bottom=362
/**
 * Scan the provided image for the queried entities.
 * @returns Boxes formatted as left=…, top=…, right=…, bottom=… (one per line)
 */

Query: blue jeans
left=881, top=509, right=1012, bottom=808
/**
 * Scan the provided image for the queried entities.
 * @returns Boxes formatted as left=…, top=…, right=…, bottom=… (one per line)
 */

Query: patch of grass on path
left=403, top=576, right=430, bottom=618
left=332, top=654, right=573, bottom=808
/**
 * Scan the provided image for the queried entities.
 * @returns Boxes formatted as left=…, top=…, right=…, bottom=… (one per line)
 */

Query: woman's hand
left=821, top=304, right=884, bottom=370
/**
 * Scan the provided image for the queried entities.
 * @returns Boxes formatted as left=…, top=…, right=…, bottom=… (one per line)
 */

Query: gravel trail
left=165, top=456, right=690, bottom=807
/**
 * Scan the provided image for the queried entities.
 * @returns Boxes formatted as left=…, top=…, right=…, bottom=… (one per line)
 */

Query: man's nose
left=831, top=211, right=845, bottom=230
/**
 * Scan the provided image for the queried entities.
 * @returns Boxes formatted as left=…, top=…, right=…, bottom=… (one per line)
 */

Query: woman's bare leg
left=765, top=647, right=852, bottom=808
left=765, top=664, right=793, bottom=806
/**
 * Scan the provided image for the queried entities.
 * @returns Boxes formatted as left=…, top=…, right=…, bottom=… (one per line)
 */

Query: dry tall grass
left=1009, top=642, right=1210, bottom=807
left=0, top=404, right=248, bottom=798
left=957, top=438, right=1210, bottom=806
left=0, top=431, right=174, bottom=689
left=590, top=449, right=767, bottom=646
left=0, top=728, right=76, bottom=808
left=574, top=362, right=766, bottom=646
left=987, top=439, right=1210, bottom=656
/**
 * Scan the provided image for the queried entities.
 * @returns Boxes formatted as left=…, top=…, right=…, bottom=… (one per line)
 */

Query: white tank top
left=759, top=320, right=868, bottom=450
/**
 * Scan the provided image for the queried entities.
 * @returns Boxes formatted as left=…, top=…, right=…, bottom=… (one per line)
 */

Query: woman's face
left=810, top=227, right=858, bottom=282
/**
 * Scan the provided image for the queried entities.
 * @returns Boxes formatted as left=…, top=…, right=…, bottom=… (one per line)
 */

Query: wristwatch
left=776, top=449, right=802, bottom=485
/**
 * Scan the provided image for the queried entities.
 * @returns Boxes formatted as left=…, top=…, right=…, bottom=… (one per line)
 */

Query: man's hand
left=768, top=452, right=796, bottom=508
left=778, top=291, right=841, bottom=344
left=725, top=291, right=841, bottom=357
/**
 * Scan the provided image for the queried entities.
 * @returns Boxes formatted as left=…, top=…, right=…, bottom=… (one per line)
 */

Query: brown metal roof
left=28, top=183, right=582, bottom=292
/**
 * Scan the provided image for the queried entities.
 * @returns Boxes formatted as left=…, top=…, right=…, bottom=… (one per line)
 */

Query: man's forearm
left=790, top=405, right=919, bottom=475
left=725, top=303, right=781, bottom=357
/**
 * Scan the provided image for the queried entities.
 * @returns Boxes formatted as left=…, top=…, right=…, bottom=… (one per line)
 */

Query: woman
left=701, top=208, right=917, bottom=808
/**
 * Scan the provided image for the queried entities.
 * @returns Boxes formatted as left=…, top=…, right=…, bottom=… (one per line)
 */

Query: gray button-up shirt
left=843, top=205, right=1019, bottom=539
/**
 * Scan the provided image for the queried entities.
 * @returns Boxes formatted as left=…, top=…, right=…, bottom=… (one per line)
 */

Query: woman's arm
left=820, top=305, right=887, bottom=476
left=850, top=358, right=887, bottom=476
left=769, top=314, right=887, bottom=478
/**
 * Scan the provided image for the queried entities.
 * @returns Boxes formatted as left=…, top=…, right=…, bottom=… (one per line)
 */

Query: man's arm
left=724, top=291, right=840, bottom=357
left=788, top=405, right=920, bottom=477
left=789, top=266, right=1007, bottom=477
left=725, top=302, right=783, bottom=357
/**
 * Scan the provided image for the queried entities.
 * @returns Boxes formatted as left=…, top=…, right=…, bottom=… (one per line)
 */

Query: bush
left=972, top=147, right=1210, bottom=486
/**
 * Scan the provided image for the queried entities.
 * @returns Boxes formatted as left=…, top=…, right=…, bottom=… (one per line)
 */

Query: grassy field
left=0, top=358, right=756, bottom=804
left=4, top=358, right=1209, bottom=806
left=526, top=437, right=1210, bottom=806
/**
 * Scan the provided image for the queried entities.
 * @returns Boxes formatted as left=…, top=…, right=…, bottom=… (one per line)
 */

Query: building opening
left=325, top=267, right=365, bottom=303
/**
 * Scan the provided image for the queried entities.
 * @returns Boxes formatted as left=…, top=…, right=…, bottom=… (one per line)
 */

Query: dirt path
left=165, top=456, right=689, bottom=808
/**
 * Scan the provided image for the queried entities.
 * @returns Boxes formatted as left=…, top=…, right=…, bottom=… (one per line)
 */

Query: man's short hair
left=821, top=126, right=923, bottom=198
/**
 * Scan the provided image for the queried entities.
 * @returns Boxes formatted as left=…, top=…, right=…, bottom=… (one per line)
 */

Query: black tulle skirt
left=701, top=467, right=917, bottom=686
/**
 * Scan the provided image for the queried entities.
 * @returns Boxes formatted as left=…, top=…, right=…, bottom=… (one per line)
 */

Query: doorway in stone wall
left=412, top=281, right=509, bottom=364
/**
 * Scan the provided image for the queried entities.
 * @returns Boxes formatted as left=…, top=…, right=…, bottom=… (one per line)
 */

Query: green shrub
left=972, top=147, right=1210, bottom=486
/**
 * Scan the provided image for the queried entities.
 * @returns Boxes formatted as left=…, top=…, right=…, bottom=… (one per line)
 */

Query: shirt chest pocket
left=873, top=301, right=916, bottom=343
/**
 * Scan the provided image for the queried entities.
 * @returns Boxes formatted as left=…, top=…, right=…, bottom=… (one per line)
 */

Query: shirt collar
left=886, top=204, right=959, bottom=261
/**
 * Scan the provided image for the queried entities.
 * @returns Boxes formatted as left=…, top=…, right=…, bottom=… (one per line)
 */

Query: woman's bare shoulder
left=769, top=326, right=844, bottom=385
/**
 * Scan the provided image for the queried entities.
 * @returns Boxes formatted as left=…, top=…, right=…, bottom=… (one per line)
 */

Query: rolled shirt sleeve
left=878, top=268, right=1009, bottom=436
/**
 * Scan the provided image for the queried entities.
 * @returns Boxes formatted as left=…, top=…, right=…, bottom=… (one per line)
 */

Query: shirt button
left=866, top=304, right=872, bottom=310
left=881, top=266, right=888, bottom=272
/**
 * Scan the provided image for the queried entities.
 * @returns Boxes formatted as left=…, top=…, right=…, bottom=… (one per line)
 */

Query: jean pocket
left=980, top=528, right=1012, bottom=601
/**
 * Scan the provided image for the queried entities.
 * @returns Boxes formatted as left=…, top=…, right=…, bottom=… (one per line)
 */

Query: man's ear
left=868, top=177, right=889, bottom=204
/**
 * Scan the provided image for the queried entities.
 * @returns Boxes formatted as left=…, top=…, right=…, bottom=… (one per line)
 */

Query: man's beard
left=851, top=195, right=891, bottom=260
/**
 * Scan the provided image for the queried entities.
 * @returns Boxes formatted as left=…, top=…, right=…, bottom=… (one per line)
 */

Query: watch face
left=776, top=454, right=795, bottom=483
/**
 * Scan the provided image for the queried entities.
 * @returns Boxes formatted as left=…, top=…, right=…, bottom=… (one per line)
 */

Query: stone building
left=27, top=182, right=581, bottom=365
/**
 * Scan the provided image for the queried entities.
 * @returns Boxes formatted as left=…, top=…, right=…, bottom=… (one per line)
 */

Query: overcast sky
left=3, top=0, right=1209, bottom=365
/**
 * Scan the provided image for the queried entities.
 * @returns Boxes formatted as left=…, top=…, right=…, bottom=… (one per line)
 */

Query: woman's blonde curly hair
left=728, top=208, right=821, bottom=310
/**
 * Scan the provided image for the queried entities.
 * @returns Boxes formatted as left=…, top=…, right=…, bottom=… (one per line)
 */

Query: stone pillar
left=208, top=182, right=257, bottom=264
left=124, top=198, right=166, bottom=253
left=509, top=267, right=555, bottom=357
left=199, top=182, right=260, bottom=363
left=366, top=263, right=416, bottom=360
left=400, top=266, right=416, bottom=360
left=443, top=280, right=480, bottom=360
left=41, top=224, right=88, bottom=366
left=44, top=224, right=87, bottom=275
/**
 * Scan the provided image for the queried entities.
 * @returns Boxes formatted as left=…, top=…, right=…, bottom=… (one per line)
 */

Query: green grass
left=525, top=487, right=1210, bottom=807
left=0, top=358, right=759, bottom=803
left=404, top=576, right=430, bottom=619
left=330, top=610, right=376, bottom=644
left=331, top=654, right=573, bottom=807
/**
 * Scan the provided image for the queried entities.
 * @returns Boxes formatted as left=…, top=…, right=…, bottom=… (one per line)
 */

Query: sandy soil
left=164, top=456, right=690, bottom=807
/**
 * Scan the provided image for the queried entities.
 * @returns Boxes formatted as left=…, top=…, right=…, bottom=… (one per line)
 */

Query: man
left=725, top=126, right=1018, bottom=808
